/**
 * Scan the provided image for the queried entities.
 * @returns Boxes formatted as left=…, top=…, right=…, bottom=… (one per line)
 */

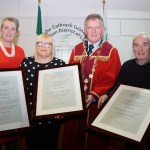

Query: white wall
left=0, top=0, right=150, bottom=64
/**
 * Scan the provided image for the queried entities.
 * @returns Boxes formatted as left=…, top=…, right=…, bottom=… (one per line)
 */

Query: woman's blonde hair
left=1, top=17, right=19, bottom=32
left=34, top=33, right=55, bottom=59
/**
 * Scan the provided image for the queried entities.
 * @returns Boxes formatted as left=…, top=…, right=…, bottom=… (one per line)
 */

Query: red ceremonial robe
left=61, top=41, right=121, bottom=150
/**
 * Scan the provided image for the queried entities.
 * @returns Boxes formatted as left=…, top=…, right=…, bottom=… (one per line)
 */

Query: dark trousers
left=25, top=121, right=61, bottom=150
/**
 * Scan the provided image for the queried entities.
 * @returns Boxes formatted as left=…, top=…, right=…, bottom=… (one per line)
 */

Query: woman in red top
left=0, top=17, right=25, bottom=150
left=0, top=17, right=25, bottom=68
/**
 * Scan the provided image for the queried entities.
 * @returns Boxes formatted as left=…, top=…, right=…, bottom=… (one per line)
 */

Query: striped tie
left=87, top=44, right=94, bottom=55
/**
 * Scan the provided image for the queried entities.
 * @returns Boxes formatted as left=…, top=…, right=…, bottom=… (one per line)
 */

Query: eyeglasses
left=37, top=42, right=52, bottom=48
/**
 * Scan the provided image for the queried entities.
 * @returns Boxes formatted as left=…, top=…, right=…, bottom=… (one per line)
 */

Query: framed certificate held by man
left=0, top=69, right=30, bottom=134
left=89, top=84, right=150, bottom=143
left=33, top=64, right=86, bottom=119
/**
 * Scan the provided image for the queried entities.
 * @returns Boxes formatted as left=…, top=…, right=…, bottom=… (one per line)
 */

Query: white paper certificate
left=0, top=70, right=30, bottom=132
left=35, top=64, right=84, bottom=117
left=91, top=85, right=150, bottom=142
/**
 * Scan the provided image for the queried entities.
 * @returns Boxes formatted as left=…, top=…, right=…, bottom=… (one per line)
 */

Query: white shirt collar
left=88, top=39, right=102, bottom=52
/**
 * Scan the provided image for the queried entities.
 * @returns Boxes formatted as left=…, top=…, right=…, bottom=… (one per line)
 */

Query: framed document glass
left=33, top=64, right=86, bottom=119
left=90, top=85, right=150, bottom=142
left=0, top=69, right=30, bottom=133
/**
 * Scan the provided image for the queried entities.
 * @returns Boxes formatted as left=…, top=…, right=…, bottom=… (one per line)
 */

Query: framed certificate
left=89, top=85, right=150, bottom=143
left=32, top=64, right=86, bottom=119
left=0, top=69, right=30, bottom=134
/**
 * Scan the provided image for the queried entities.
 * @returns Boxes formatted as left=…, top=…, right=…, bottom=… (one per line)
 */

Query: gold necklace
left=0, top=41, right=15, bottom=57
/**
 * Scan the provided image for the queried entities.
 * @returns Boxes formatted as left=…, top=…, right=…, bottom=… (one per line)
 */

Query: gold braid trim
left=74, top=56, right=83, bottom=61
left=74, top=51, right=87, bottom=61
left=89, top=46, right=114, bottom=61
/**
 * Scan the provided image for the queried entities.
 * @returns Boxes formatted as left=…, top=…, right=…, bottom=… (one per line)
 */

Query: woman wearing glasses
left=20, top=33, right=65, bottom=150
